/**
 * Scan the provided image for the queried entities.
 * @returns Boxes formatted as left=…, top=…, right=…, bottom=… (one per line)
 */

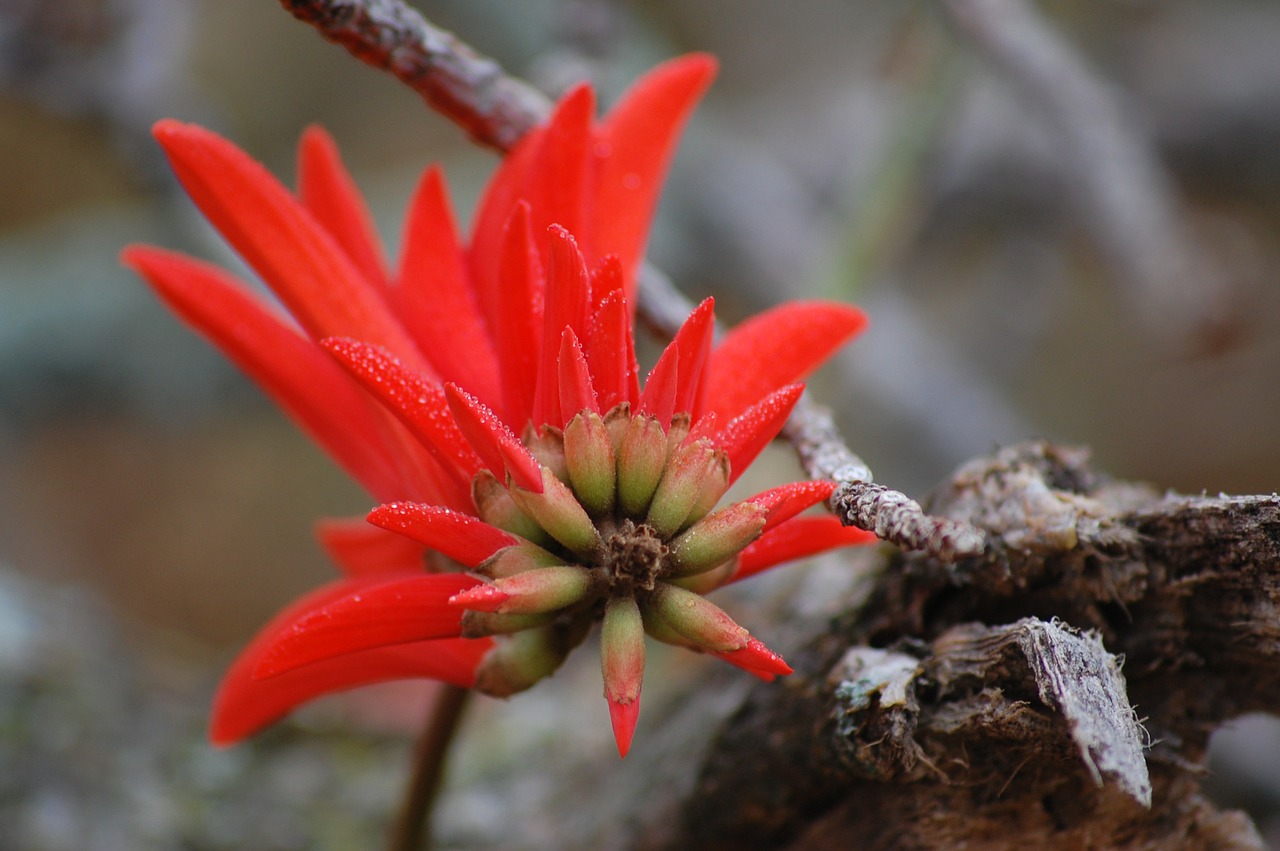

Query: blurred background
left=1, top=0, right=1279, bottom=847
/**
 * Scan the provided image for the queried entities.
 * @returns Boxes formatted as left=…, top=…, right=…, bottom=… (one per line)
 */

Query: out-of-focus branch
left=937, top=0, right=1234, bottom=347
left=278, top=0, right=550, bottom=151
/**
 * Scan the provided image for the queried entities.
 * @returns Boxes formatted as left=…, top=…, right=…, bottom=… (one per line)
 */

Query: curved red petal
left=744, top=479, right=838, bottom=533
left=296, top=125, right=389, bottom=291
left=494, top=202, right=543, bottom=426
left=713, top=383, right=804, bottom=485
left=638, top=346, right=679, bottom=426
left=397, top=166, right=502, bottom=405
left=445, top=384, right=544, bottom=493
left=529, top=84, right=594, bottom=255
left=123, top=246, right=408, bottom=501
left=323, top=337, right=482, bottom=491
left=710, top=636, right=792, bottom=680
left=211, top=635, right=491, bottom=744
left=587, top=288, right=639, bottom=411
left=730, top=515, right=878, bottom=584
left=252, top=574, right=480, bottom=678
left=592, top=54, right=718, bottom=290
left=667, top=297, right=715, bottom=418
left=315, top=516, right=428, bottom=577
left=366, top=502, right=518, bottom=567
left=558, top=327, right=599, bottom=425
left=704, top=301, right=867, bottom=425
left=532, top=226, right=592, bottom=429
left=152, top=120, right=427, bottom=372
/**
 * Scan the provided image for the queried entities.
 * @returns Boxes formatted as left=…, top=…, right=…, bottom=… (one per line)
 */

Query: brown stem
left=388, top=684, right=471, bottom=851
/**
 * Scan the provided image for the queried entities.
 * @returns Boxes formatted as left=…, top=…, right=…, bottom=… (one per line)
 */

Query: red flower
left=123, top=55, right=873, bottom=757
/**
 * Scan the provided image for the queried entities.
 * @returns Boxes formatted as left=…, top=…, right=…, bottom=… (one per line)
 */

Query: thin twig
left=278, top=0, right=550, bottom=151
left=389, top=684, right=471, bottom=851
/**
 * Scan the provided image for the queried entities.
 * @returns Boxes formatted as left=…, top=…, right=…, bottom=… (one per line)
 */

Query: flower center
left=601, top=520, right=667, bottom=595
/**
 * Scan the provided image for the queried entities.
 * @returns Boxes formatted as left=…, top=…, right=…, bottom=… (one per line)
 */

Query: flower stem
left=389, top=683, right=471, bottom=851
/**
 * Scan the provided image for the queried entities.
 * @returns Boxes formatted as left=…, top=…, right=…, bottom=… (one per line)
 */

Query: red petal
left=366, top=502, right=518, bottom=567
left=252, top=574, right=480, bottom=678
left=323, top=338, right=482, bottom=492
left=730, top=516, right=877, bottom=584
left=704, top=302, right=867, bottom=425
left=608, top=696, right=641, bottom=759
left=638, top=346, right=679, bottom=426
left=211, top=628, right=490, bottom=744
left=494, top=202, right=543, bottom=426
left=745, top=480, right=838, bottom=533
left=558, top=327, right=599, bottom=425
left=152, top=121, right=427, bottom=371
left=296, top=125, right=389, bottom=291
left=587, top=288, right=640, bottom=411
left=711, top=636, right=792, bottom=680
left=397, top=167, right=502, bottom=405
left=528, top=84, right=594, bottom=256
left=315, top=516, right=428, bottom=577
left=713, top=383, right=804, bottom=484
left=591, top=54, right=718, bottom=290
left=445, top=384, right=544, bottom=493
left=531, top=226, right=592, bottom=429
left=122, top=246, right=407, bottom=500
left=666, top=297, right=715, bottom=418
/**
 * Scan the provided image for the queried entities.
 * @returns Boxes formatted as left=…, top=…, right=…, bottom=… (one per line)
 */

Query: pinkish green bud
left=472, top=469, right=552, bottom=545
left=682, top=450, right=731, bottom=530
left=668, top=558, right=737, bottom=594
left=617, top=414, right=668, bottom=518
left=665, top=412, right=692, bottom=453
left=523, top=424, right=569, bottom=484
left=667, top=500, right=767, bottom=576
left=603, top=403, right=631, bottom=455
left=460, top=610, right=555, bottom=638
left=453, top=565, right=595, bottom=615
left=564, top=410, right=616, bottom=517
left=510, top=466, right=602, bottom=558
left=638, top=602, right=700, bottom=649
left=645, top=438, right=718, bottom=538
left=601, top=596, right=646, bottom=758
left=475, top=541, right=563, bottom=579
left=474, top=627, right=570, bottom=698
left=645, top=582, right=748, bottom=653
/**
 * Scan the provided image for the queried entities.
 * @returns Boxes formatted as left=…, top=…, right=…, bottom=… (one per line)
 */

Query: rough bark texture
left=554, top=442, right=1274, bottom=850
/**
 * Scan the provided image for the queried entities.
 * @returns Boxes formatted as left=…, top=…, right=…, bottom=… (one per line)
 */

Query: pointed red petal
left=704, top=302, right=867, bottom=425
left=445, top=384, right=544, bottom=493
left=608, top=696, right=641, bottom=758
left=638, top=346, right=679, bottom=426
left=366, top=502, right=518, bottom=567
left=711, top=636, right=792, bottom=680
left=667, top=297, right=716, bottom=418
left=252, top=574, right=481, bottom=678
left=123, top=246, right=407, bottom=500
left=531, top=226, right=592, bottom=429
left=745, top=480, right=838, bottom=534
left=315, top=516, right=427, bottom=577
left=730, top=516, right=878, bottom=584
left=152, top=121, right=427, bottom=371
left=296, top=125, right=389, bottom=290
left=587, top=288, right=640, bottom=411
left=494, top=202, right=543, bottom=426
left=591, top=54, right=718, bottom=289
left=397, top=166, right=503, bottom=405
left=448, top=583, right=511, bottom=612
left=322, top=338, right=482, bottom=490
left=211, top=630, right=490, bottom=744
left=713, top=383, right=804, bottom=484
left=558, top=327, right=599, bottom=425
left=528, top=84, right=594, bottom=252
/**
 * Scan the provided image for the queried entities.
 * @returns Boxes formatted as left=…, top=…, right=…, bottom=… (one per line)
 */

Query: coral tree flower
left=123, top=55, right=873, bottom=757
